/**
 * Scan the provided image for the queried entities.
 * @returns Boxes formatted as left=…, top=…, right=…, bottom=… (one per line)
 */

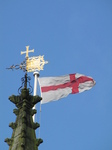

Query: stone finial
left=36, top=138, right=43, bottom=147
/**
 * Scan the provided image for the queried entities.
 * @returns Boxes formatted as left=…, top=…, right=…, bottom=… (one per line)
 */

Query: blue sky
left=0, top=0, right=112, bottom=150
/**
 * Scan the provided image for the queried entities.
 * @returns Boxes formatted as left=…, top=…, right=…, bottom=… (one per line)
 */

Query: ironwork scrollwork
left=6, top=60, right=26, bottom=72
left=18, top=73, right=33, bottom=94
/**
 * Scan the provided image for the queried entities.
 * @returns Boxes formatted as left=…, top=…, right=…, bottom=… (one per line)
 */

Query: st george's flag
left=38, top=73, right=95, bottom=104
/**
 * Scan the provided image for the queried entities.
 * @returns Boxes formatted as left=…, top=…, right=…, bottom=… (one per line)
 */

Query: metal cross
left=21, top=46, right=34, bottom=58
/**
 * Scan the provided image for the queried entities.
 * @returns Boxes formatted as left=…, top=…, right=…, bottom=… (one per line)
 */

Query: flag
left=38, top=73, right=95, bottom=104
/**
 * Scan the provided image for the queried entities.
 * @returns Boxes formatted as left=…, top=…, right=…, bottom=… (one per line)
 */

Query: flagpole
left=33, top=71, right=39, bottom=122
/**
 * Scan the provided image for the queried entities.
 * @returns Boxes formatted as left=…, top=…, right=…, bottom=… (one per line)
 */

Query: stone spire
left=5, top=74, right=43, bottom=150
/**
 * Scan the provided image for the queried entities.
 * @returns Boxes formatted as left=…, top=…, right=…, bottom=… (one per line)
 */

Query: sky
left=0, top=0, right=112, bottom=150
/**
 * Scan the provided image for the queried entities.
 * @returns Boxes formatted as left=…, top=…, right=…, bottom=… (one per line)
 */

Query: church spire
left=5, top=46, right=48, bottom=149
left=5, top=73, right=43, bottom=150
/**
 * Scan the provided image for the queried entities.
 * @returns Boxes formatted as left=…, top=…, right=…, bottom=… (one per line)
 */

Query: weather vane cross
left=21, top=46, right=34, bottom=58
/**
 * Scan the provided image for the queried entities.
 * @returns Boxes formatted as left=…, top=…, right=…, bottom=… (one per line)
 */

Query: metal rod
left=33, top=71, right=39, bottom=122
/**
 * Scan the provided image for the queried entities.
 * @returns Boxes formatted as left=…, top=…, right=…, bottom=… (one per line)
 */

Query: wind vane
left=7, top=45, right=48, bottom=121
left=7, top=45, right=48, bottom=72
left=21, top=46, right=48, bottom=72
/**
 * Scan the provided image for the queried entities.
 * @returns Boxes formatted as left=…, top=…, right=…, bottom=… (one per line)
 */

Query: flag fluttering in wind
left=38, top=73, right=95, bottom=104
